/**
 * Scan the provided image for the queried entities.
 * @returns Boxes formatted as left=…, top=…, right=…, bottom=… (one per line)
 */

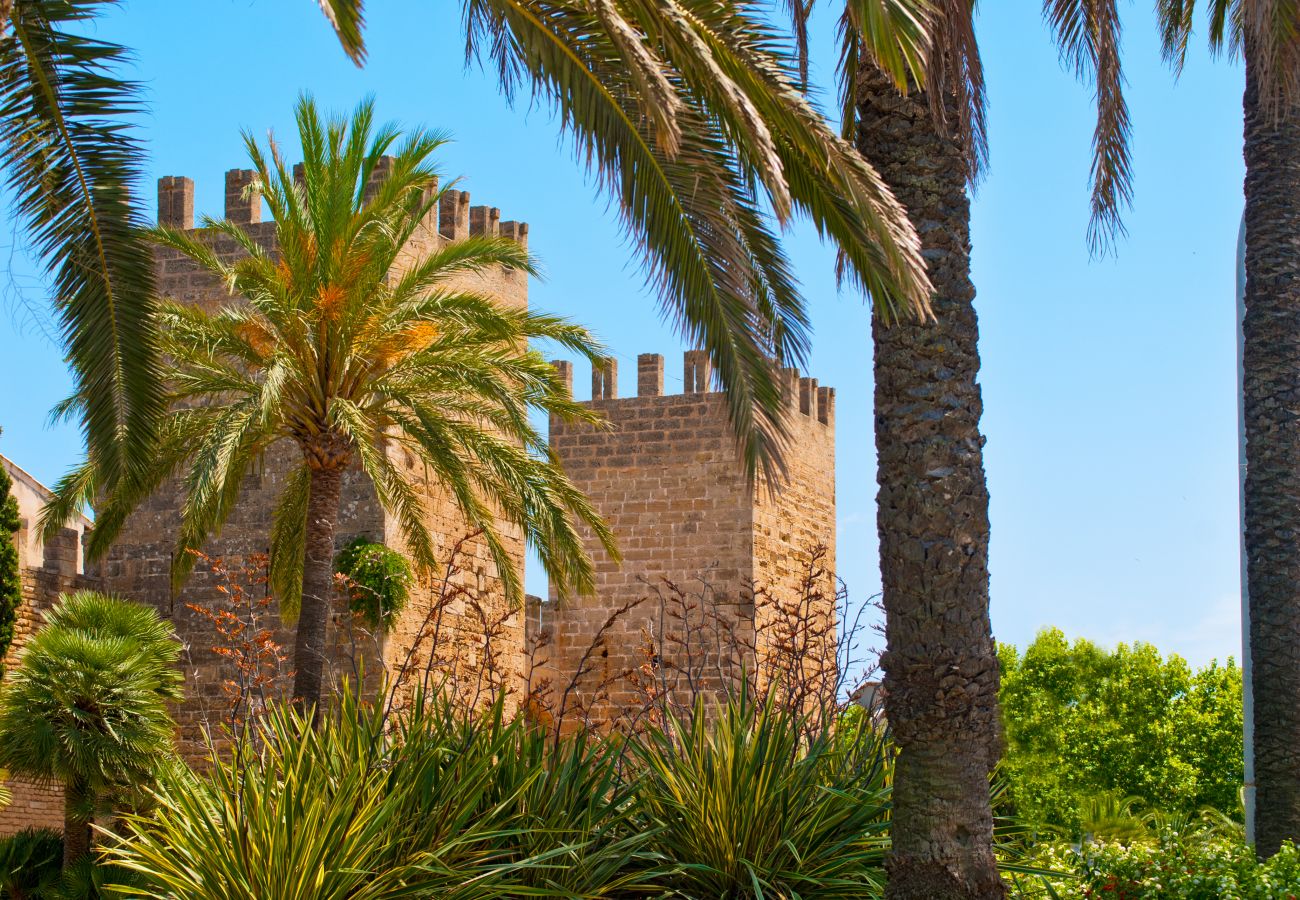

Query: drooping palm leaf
left=320, top=0, right=932, bottom=480
left=0, top=0, right=162, bottom=497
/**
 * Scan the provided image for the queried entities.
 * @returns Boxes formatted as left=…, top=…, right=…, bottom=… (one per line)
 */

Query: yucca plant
left=108, top=686, right=657, bottom=899
left=630, top=693, right=893, bottom=898
left=61, top=96, right=616, bottom=714
left=0, top=592, right=181, bottom=869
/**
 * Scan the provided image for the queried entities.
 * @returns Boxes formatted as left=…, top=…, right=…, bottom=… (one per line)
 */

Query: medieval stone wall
left=531, top=352, right=837, bottom=728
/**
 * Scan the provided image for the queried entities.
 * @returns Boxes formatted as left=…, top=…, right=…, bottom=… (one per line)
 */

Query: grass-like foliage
left=105, top=686, right=895, bottom=898
left=632, top=695, right=893, bottom=897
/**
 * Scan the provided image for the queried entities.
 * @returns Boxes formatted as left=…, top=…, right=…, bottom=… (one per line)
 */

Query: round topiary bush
left=334, top=538, right=412, bottom=630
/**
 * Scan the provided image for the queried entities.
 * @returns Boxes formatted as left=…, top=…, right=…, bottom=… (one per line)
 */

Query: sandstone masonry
left=529, top=352, right=837, bottom=727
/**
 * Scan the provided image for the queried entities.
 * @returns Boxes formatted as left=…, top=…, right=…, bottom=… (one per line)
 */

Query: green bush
left=333, top=538, right=411, bottom=629
left=634, top=695, right=892, bottom=897
left=998, top=629, right=1243, bottom=830
left=1074, top=835, right=1300, bottom=900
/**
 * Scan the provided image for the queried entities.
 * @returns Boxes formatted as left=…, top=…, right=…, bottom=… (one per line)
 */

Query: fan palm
left=820, top=2, right=1133, bottom=897
left=74, top=97, right=618, bottom=714
left=1156, top=0, right=1300, bottom=859
left=0, top=591, right=182, bottom=869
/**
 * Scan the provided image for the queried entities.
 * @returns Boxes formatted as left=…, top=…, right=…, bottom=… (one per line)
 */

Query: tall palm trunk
left=62, top=778, right=91, bottom=869
left=856, top=68, right=1005, bottom=899
left=1241, top=45, right=1300, bottom=859
left=292, top=443, right=348, bottom=716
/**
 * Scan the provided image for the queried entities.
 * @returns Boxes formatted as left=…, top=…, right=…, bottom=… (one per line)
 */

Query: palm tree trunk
left=62, top=779, right=91, bottom=869
left=1241, top=45, right=1300, bottom=859
left=292, top=454, right=347, bottom=717
left=855, top=68, right=1005, bottom=899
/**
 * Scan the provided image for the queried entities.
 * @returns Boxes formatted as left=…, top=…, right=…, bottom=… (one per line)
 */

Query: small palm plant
left=0, top=591, right=182, bottom=869
left=79, top=96, right=614, bottom=713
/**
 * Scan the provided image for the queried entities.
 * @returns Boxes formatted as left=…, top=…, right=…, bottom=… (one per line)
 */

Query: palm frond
left=464, top=0, right=929, bottom=479
left=2, top=0, right=163, bottom=493
left=317, top=0, right=367, bottom=65
left=1045, top=0, right=1133, bottom=255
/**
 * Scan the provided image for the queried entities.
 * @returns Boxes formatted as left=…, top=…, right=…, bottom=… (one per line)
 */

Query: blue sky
left=0, top=1, right=1244, bottom=667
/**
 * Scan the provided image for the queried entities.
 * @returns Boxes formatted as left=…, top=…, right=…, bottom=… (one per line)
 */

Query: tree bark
left=62, top=779, right=91, bottom=870
left=292, top=447, right=347, bottom=718
left=856, top=67, right=1005, bottom=899
left=1241, top=45, right=1300, bottom=858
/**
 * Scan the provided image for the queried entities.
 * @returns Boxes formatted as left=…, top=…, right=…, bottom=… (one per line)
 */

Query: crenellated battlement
left=550, top=351, right=835, bottom=430
left=156, top=156, right=528, bottom=247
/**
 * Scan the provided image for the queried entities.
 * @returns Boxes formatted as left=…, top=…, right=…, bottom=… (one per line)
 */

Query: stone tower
left=531, top=351, right=837, bottom=727
left=101, top=165, right=531, bottom=752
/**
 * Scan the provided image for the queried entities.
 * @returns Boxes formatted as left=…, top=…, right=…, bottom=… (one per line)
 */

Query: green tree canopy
left=998, top=628, right=1243, bottom=831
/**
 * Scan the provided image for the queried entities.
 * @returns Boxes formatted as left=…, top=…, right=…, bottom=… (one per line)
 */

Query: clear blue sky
left=0, top=1, right=1244, bottom=667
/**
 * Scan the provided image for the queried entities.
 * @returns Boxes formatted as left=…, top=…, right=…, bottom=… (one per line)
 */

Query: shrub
left=631, top=693, right=892, bottom=898
left=0, top=593, right=181, bottom=869
left=333, top=538, right=411, bottom=630
left=1073, top=835, right=1300, bottom=899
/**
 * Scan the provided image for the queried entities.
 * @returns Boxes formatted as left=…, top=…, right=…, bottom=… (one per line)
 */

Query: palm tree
left=0, top=591, right=182, bottom=868
left=72, top=97, right=620, bottom=714
left=827, top=3, right=1132, bottom=896
left=1156, top=0, right=1300, bottom=858
left=20, top=0, right=935, bottom=520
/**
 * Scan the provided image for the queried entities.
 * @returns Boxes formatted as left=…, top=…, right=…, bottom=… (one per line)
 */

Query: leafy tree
left=0, top=591, right=182, bottom=869
left=71, top=97, right=617, bottom=714
left=998, top=629, right=1243, bottom=831
left=0, top=442, right=20, bottom=670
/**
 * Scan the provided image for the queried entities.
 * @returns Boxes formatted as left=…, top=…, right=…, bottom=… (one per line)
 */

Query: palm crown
left=0, top=591, right=181, bottom=865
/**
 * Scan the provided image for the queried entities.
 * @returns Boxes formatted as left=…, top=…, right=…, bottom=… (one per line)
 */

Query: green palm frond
left=1157, top=0, right=1300, bottom=113
left=454, top=0, right=930, bottom=479
left=2, top=0, right=163, bottom=496
left=317, top=0, right=367, bottom=65
left=1044, top=0, right=1133, bottom=255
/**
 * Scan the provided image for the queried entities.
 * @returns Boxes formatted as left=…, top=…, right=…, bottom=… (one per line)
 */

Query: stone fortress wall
left=0, top=165, right=838, bottom=834
left=528, top=351, right=837, bottom=728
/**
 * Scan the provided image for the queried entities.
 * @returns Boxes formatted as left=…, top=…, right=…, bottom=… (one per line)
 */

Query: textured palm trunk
left=62, top=779, right=91, bottom=869
left=856, top=68, right=1005, bottom=899
left=292, top=456, right=346, bottom=718
left=1241, top=47, right=1300, bottom=859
